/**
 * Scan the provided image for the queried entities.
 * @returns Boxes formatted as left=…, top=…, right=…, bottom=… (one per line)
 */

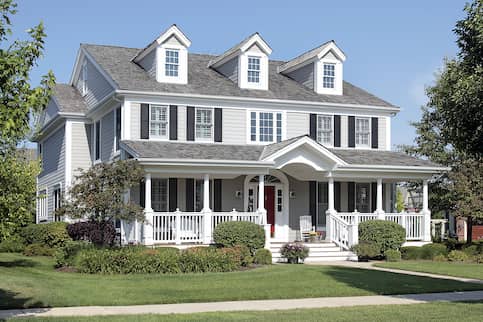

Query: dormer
left=209, top=33, right=272, bottom=91
left=133, top=24, right=191, bottom=84
left=278, top=41, right=346, bottom=95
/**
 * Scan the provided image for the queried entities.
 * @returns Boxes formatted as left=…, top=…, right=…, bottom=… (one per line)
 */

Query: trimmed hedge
left=384, top=249, right=402, bottom=262
left=358, top=220, right=405, bottom=254
left=0, top=236, right=26, bottom=253
left=23, top=243, right=55, bottom=257
left=448, top=250, right=469, bottom=262
left=352, top=242, right=380, bottom=260
left=420, top=243, right=448, bottom=260
left=54, top=240, right=95, bottom=268
left=67, top=221, right=116, bottom=246
left=213, top=221, right=265, bottom=254
left=254, top=248, right=272, bottom=265
left=20, top=222, right=71, bottom=248
left=401, top=246, right=423, bottom=260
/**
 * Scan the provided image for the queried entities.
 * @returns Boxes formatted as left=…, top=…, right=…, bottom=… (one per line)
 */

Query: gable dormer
left=133, top=24, right=191, bottom=84
left=209, top=33, right=272, bottom=90
left=279, top=41, right=346, bottom=95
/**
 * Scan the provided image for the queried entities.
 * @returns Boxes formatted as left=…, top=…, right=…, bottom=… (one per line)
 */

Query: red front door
left=264, top=186, right=275, bottom=235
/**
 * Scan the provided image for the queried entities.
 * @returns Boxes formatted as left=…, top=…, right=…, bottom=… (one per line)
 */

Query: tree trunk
left=467, top=216, right=473, bottom=243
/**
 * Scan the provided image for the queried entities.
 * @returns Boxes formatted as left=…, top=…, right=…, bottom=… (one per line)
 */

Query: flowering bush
left=280, top=243, right=309, bottom=263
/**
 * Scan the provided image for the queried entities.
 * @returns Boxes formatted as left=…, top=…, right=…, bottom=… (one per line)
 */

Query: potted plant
left=280, top=243, right=309, bottom=263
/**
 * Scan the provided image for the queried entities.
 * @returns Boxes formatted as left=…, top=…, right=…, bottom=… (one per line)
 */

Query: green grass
left=9, top=302, right=483, bottom=322
left=0, top=253, right=482, bottom=310
left=376, top=261, right=483, bottom=280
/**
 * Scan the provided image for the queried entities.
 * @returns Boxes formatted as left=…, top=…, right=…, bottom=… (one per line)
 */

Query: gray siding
left=75, top=58, right=115, bottom=108
left=222, top=109, right=246, bottom=144
left=378, top=117, right=386, bottom=150
left=340, top=181, right=348, bottom=212
left=286, top=112, right=309, bottom=139
left=131, top=103, right=141, bottom=140
left=71, top=122, right=92, bottom=180
left=42, top=99, right=59, bottom=127
left=286, top=62, right=314, bottom=90
left=216, top=56, right=239, bottom=84
left=221, top=176, right=244, bottom=211
left=101, top=110, right=115, bottom=161
left=340, top=115, right=348, bottom=148
left=138, top=49, right=156, bottom=79
left=288, top=176, right=309, bottom=241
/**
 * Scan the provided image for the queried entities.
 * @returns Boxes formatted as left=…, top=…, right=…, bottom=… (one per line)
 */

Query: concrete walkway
left=1, top=291, right=483, bottom=319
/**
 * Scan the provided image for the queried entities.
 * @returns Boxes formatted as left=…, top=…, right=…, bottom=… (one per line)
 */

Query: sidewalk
left=1, top=290, right=483, bottom=319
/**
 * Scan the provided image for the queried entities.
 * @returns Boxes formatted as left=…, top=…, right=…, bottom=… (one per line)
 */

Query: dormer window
left=323, top=63, right=335, bottom=89
left=247, top=56, right=261, bottom=83
left=165, top=49, right=179, bottom=77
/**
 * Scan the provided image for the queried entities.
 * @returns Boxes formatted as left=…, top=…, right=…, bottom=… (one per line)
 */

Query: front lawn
left=1, top=253, right=482, bottom=309
left=9, top=302, right=483, bottom=322
left=376, top=261, right=483, bottom=280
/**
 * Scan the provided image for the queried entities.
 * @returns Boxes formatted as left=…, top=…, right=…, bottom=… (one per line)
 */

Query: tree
left=395, top=188, right=405, bottom=213
left=57, top=160, right=145, bottom=223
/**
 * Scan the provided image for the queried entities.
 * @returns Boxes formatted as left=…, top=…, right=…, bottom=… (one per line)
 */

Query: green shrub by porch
left=401, top=246, right=423, bottom=260
left=420, top=243, right=448, bottom=260
left=0, top=235, right=26, bottom=253
left=384, top=249, right=402, bottom=262
left=352, top=242, right=381, bottom=260
left=23, top=243, right=55, bottom=256
left=254, top=248, right=272, bottom=265
left=20, top=222, right=71, bottom=248
left=213, top=221, right=265, bottom=254
left=358, top=220, right=405, bottom=255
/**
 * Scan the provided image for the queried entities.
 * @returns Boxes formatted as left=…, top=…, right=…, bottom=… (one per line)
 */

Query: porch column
left=257, top=175, right=270, bottom=249
left=328, top=177, right=335, bottom=211
left=202, top=174, right=212, bottom=244
left=422, top=179, right=431, bottom=242
left=325, top=177, right=336, bottom=241
left=376, top=178, right=385, bottom=219
left=143, top=173, right=154, bottom=246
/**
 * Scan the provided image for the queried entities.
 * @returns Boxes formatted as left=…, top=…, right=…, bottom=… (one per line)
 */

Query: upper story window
left=250, top=111, right=282, bottom=143
left=165, top=49, right=179, bottom=77
left=355, top=117, right=371, bottom=147
left=247, top=56, right=261, bottom=83
left=150, top=105, right=169, bottom=139
left=317, top=115, right=333, bottom=146
left=195, top=108, right=213, bottom=141
left=323, top=63, right=335, bottom=89
left=115, top=106, right=121, bottom=151
left=94, top=120, right=101, bottom=161
left=81, top=60, right=88, bottom=96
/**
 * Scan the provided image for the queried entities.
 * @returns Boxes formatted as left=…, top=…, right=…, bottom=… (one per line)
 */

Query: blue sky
left=12, top=0, right=466, bottom=148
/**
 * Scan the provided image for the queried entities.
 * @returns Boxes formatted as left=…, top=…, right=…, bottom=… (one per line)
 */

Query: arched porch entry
left=244, top=170, right=289, bottom=242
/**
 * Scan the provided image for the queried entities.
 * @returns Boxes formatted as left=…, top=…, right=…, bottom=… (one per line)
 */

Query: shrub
left=384, top=249, right=401, bottom=262
left=401, top=246, right=423, bottom=260
left=474, top=254, right=483, bottom=264
left=67, top=221, right=116, bottom=246
left=20, top=222, right=71, bottom=248
left=352, top=242, right=380, bottom=260
left=445, top=238, right=465, bottom=251
left=179, top=247, right=239, bottom=273
left=54, top=240, right=94, bottom=268
left=254, top=248, right=272, bottom=265
left=358, top=220, right=405, bottom=255
left=280, top=243, right=309, bottom=263
left=23, top=243, right=55, bottom=257
left=420, top=243, right=448, bottom=260
left=433, top=254, right=448, bottom=262
left=0, top=236, right=26, bottom=253
left=213, top=221, right=265, bottom=255
left=448, top=250, right=469, bottom=262
left=220, top=245, right=252, bottom=267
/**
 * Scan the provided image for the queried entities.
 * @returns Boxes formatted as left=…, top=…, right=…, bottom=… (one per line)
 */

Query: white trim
left=194, top=107, right=214, bottom=142
left=386, top=116, right=391, bottom=150
left=315, top=58, right=343, bottom=95
left=246, top=110, right=285, bottom=144
left=70, top=48, right=118, bottom=90
left=64, top=121, right=73, bottom=188
left=355, top=117, right=371, bottom=148
left=93, top=119, right=102, bottom=162
left=122, top=100, right=131, bottom=140
left=156, top=45, right=188, bottom=84
left=239, top=51, right=269, bottom=90
left=316, top=114, right=334, bottom=147
left=149, top=104, right=170, bottom=140
left=114, top=105, right=122, bottom=152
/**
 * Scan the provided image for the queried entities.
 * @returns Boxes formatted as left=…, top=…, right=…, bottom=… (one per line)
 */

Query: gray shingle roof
left=52, top=84, right=88, bottom=114
left=277, top=40, right=333, bottom=73
left=82, top=44, right=396, bottom=108
left=329, top=149, right=441, bottom=167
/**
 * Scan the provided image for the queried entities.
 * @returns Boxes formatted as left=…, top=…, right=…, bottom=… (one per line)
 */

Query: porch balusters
left=143, top=173, right=154, bottom=246
left=202, top=174, right=213, bottom=244
left=422, top=180, right=431, bottom=242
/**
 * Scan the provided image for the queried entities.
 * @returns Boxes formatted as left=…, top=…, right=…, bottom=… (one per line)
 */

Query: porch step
left=270, top=242, right=357, bottom=263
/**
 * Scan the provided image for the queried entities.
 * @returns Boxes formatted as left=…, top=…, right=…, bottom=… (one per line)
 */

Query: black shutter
left=214, top=108, right=223, bottom=142
left=187, top=106, right=195, bottom=141
left=309, top=114, right=317, bottom=140
left=309, top=181, right=317, bottom=227
left=141, top=104, right=149, bottom=139
left=139, top=180, right=145, bottom=208
left=334, top=181, right=341, bottom=211
left=169, top=105, right=178, bottom=140
left=213, top=179, right=222, bottom=211
left=185, top=179, right=194, bottom=211
left=169, top=178, right=177, bottom=212
left=334, top=115, right=341, bottom=147
left=348, top=182, right=355, bottom=211
left=348, top=116, right=355, bottom=148
left=371, top=182, right=377, bottom=212
left=371, top=117, right=378, bottom=149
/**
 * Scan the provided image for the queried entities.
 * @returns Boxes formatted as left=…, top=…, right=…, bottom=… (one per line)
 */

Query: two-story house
left=35, top=25, right=445, bottom=261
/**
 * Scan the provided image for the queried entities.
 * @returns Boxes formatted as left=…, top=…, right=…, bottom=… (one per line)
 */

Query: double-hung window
left=150, top=105, right=169, bottom=139
left=165, top=49, right=179, bottom=77
left=250, top=111, right=282, bottom=143
left=53, top=185, right=62, bottom=221
left=151, top=179, right=168, bottom=212
left=355, top=117, right=370, bottom=147
left=317, top=115, right=333, bottom=146
left=247, top=56, right=260, bottom=83
left=195, top=108, right=213, bottom=141
left=94, top=120, right=101, bottom=161
left=323, top=63, right=335, bottom=89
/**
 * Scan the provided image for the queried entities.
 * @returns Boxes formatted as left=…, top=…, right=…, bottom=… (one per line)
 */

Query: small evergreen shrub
left=352, top=242, right=380, bottom=260
left=280, top=243, right=309, bottom=263
left=67, top=221, right=116, bottom=246
left=179, top=247, right=239, bottom=273
left=358, top=220, right=406, bottom=255
left=401, top=246, right=423, bottom=260
left=420, top=243, right=448, bottom=260
left=384, top=249, right=402, bottom=262
left=254, top=248, right=272, bottom=265
left=0, top=236, right=26, bottom=253
left=54, top=240, right=94, bottom=268
left=23, top=243, right=55, bottom=256
left=462, top=244, right=482, bottom=257
left=219, top=245, right=252, bottom=267
left=433, top=254, right=448, bottom=262
left=213, top=221, right=265, bottom=254
left=20, top=222, right=71, bottom=248
left=448, top=250, right=469, bottom=262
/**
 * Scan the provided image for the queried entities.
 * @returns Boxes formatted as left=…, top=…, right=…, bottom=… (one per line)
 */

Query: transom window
left=317, top=115, right=333, bottom=145
left=247, top=56, right=260, bottom=83
left=355, top=117, right=371, bottom=147
left=165, top=49, right=179, bottom=77
left=250, top=111, right=283, bottom=143
left=150, top=105, right=169, bottom=139
left=323, top=63, right=335, bottom=89
left=195, top=108, right=213, bottom=141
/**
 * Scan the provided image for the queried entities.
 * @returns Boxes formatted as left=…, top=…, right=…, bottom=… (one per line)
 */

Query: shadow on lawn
left=0, top=258, right=38, bottom=268
left=0, top=289, right=49, bottom=318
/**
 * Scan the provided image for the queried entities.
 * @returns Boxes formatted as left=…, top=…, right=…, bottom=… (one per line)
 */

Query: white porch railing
left=151, top=210, right=262, bottom=244
left=328, top=214, right=358, bottom=250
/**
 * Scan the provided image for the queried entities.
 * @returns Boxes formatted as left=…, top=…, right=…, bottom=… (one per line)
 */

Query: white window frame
left=195, top=107, right=214, bottom=142
left=316, top=114, right=333, bottom=146
left=149, top=105, right=170, bottom=140
left=247, top=111, right=284, bottom=144
left=322, top=63, right=335, bottom=89
left=355, top=117, right=371, bottom=148
left=164, top=48, right=179, bottom=77
left=37, top=188, right=48, bottom=222
left=94, top=120, right=101, bottom=162
left=151, top=178, right=169, bottom=212
left=81, top=60, right=88, bottom=96
left=53, top=183, right=63, bottom=221
left=247, top=56, right=261, bottom=84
